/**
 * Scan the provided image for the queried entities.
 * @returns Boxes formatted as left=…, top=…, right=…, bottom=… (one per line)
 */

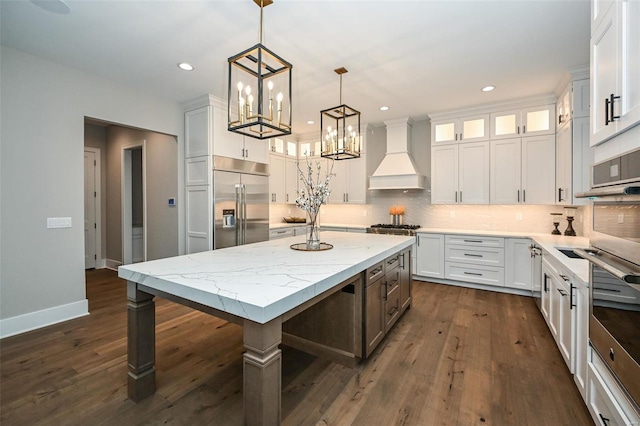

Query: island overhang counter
left=119, top=231, right=414, bottom=426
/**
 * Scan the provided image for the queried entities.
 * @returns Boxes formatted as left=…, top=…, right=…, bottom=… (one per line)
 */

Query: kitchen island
left=119, top=231, right=414, bottom=426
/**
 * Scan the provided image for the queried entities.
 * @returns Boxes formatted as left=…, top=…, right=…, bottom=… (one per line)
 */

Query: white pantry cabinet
left=490, top=105, right=556, bottom=140
left=590, top=0, right=640, bottom=146
left=490, top=135, right=556, bottom=205
left=431, top=114, right=490, bottom=144
left=431, top=141, right=490, bottom=204
left=415, top=233, right=445, bottom=279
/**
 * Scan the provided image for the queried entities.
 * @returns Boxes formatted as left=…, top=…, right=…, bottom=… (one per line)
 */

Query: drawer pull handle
left=599, top=413, right=611, bottom=426
left=464, top=272, right=483, bottom=276
left=594, top=287, right=621, bottom=293
left=557, top=288, right=568, bottom=297
left=464, top=253, right=483, bottom=258
left=463, top=239, right=483, bottom=243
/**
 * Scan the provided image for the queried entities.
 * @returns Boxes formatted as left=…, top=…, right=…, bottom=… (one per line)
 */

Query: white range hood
left=369, top=117, right=425, bottom=190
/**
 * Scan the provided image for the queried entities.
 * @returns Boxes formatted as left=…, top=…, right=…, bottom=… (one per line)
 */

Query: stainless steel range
left=366, top=224, right=421, bottom=236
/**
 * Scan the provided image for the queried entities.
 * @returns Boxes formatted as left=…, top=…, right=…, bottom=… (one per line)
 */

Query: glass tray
left=290, top=242, right=333, bottom=251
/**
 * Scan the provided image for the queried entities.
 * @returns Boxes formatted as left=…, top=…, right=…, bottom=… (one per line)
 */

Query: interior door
left=84, top=150, right=97, bottom=269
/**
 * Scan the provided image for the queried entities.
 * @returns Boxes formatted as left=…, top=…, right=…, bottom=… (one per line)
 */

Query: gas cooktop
left=369, top=224, right=421, bottom=230
left=366, top=224, right=421, bottom=236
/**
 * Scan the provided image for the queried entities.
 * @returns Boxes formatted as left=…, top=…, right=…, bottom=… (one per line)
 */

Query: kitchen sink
left=556, top=248, right=582, bottom=259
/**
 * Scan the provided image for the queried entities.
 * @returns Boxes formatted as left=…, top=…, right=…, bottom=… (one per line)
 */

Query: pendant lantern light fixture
left=227, top=0, right=292, bottom=140
left=321, top=67, right=361, bottom=160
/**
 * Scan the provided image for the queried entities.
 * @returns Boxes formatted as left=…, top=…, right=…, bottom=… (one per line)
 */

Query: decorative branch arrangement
left=295, top=157, right=335, bottom=248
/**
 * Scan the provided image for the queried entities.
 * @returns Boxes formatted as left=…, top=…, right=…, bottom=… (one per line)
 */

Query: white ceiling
left=0, top=0, right=591, bottom=133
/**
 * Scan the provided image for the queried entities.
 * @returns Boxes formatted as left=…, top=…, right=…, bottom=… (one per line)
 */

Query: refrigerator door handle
left=235, top=184, right=242, bottom=246
left=241, top=184, right=247, bottom=245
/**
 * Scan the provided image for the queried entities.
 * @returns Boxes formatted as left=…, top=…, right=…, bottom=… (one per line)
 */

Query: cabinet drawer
left=366, top=261, right=385, bottom=286
left=445, top=246, right=505, bottom=267
left=385, top=253, right=401, bottom=273
left=385, top=284, right=401, bottom=332
left=587, top=363, right=632, bottom=426
left=445, top=234, right=505, bottom=248
left=269, top=228, right=294, bottom=240
left=445, top=262, right=505, bottom=287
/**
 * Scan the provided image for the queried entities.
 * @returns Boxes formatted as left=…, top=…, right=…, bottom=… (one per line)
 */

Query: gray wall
left=105, top=126, right=178, bottom=263
left=1, top=46, right=184, bottom=323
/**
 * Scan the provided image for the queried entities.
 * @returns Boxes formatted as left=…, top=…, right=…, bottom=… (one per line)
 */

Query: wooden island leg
left=243, top=318, right=283, bottom=426
left=127, top=281, right=156, bottom=402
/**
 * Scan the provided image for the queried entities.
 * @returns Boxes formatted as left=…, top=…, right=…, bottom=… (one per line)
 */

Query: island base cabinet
left=399, top=248, right=412, bottom=312
left=365, top=275, right=385, bottom=358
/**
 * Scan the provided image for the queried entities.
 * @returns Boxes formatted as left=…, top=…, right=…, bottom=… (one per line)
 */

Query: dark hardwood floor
left=0, top=269, right=593, bottom=425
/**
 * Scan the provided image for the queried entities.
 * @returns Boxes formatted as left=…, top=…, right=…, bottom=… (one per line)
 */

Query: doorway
left=122, top=141, right=146, bottom=265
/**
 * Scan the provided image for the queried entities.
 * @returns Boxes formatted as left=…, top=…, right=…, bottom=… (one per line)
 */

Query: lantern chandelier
left=227, top=0, right=292, bottom=140
left=321, top=67, right=361, bottom=160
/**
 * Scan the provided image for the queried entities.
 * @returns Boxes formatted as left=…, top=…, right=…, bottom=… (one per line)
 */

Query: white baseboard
left=96, top=258, right=107, bottom=269
left=105, top=258, right=122, bottom=271
left=0, top=299, right=89, bottom=339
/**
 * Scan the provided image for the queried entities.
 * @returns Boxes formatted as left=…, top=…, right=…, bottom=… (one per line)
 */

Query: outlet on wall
left=449, top=211, right=455, bottom=219
left=516, top=213, right=523, bottom=221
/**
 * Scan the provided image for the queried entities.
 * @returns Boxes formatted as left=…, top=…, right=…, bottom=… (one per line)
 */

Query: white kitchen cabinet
left=591, top=0, right=640, bottom=146
left=592, top=0, right=615, bottom=32
left=587, top=348, right=640, bottom=426
left=444, top=235, right=505, bottom=287
left=269, top=153, right=298, bottom=204
left=556, top=272, right=573, bottom=371
left=327, top=154, right=367, bottom=204
left=269, top=153, right=285, bottom=203
left=185, top=185, right=212, bottom=253
left=185, top=106, right=211, bottom=158
left=431, top=114, right=490, bottom=144
left=431, top=141, right=489, bottom=204
left=556, top=117, right=592, bottom=206
left=415, top=233, right=445, bottom=279
left=573, top=274, right=589, bottom=400
left=285, top=157, right=299, bottom=204
left=521, top=135, right=556, bottom=204
left=541, top=260, right=553, bottom=327
left=212, top=106, right=269, bottom=163
left=490, top=105, right=555, bottom=140
left=505, top=238, right=532, bottom=291
left=490, top=135, right=555, bottom=205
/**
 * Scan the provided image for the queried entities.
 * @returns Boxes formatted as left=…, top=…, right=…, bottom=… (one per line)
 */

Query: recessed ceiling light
left=482, top=85, right=495, bottom=92
left=31, top=0, right=70, bottom=14
left=306, top=120, right=315, bottom=125
left=380, top=106, right=390, bottom=111
left=178, top=63, right=194, bottom=71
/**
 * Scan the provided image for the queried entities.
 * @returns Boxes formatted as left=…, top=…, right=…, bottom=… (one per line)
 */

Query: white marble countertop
left=416, top=228, right=590, bottom=283
left=270, top=222, right=368, bottom=230
left=118, top=232, right=414, bottom=324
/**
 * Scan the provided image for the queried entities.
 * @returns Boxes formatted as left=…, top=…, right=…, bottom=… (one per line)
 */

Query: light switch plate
left=47, top=217, right=72, bottom=228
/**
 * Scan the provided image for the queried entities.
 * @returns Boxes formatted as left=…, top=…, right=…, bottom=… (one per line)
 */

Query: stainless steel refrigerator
left=213, top=156, right=269, bottom=249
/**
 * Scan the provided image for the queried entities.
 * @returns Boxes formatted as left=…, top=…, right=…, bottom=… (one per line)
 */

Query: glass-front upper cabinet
left=432, top=114, right=489, bottom=144
left=298, top=139, right=322, bottom=157
left=490, top=105, right=555, bottom=139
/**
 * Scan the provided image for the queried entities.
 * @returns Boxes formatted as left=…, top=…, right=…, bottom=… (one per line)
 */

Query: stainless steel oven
left=576, top=151, right=640, bottom=411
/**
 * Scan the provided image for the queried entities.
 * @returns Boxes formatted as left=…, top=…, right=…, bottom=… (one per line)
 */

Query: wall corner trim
left=0, top=299, right=89, bottom=339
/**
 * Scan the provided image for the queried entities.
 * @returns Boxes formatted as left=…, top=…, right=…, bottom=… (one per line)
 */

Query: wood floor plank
left=0, top=271, right=593, bottom=425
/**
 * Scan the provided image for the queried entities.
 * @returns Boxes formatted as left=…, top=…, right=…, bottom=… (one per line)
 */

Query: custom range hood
left=369, top=117, right=425, bottom=190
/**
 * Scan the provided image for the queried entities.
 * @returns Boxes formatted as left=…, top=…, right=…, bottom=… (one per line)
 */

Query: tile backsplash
left=271, top=189, right=588, bottom=236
